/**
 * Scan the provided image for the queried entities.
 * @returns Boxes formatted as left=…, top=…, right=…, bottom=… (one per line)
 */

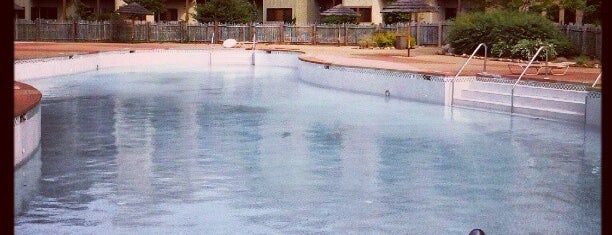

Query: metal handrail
left=510, top=46, right=548, bottom=113
left=251, top=34, right=256, bottom=65
left=592, top=73, right=601, bottom=87
left=450, top=43, right=487, bottom=106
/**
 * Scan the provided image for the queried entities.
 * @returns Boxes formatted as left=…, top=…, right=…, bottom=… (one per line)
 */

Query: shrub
left=574, top=54, right=588, bottom=66
left=383, top=12, right=410, bottom=24
left=372, top=31, right=396, bottom=48
left=510, top=39, right=557, bottom=61
left=321, top=15, right=358, bottom=24
left=448, top=10, right=576, bottom=58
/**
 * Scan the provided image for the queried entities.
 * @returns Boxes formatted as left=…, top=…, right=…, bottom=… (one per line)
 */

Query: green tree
left=72, top=0, right=94, bottom=20
left=193, top=0, right=257, bottom=23
left=321, top=15, right=358, bottom=24
left=123, top=0, right=167, bottom=19
left=382, top=12, right=411, bottom=24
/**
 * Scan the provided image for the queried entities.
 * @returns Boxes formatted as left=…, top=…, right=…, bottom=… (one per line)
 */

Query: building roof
left=380, top=0, right=438, bottom=13
left=321, top=4, right=360, bottom=17
left=115, top=2, right=152, bottom=15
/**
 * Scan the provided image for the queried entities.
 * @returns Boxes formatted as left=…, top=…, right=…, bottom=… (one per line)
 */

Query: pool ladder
left=510, top=46, right=549, bottom=113
left=451, top=43, right=488, bottom=106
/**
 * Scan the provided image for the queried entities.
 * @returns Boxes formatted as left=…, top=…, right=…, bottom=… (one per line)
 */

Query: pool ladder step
left=454, top=83, right=587, bottom=122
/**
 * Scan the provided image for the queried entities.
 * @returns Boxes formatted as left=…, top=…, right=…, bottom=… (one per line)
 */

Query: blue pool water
left=15, top=63, right=600, bottom=234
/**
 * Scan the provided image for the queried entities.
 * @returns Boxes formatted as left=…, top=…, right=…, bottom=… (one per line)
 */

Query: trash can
left=395, top=35, right=407, bottom=50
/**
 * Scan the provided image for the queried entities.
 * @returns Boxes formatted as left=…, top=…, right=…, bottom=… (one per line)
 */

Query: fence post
left=146, top=21, right=151, bottom=42
left=250, top=23, right=255, bottom=43
left=214, top=22, right=218, bottom=44
left=437, top=21, right=442, bottom=46
left=344, top=23, right=349, bottom=46
left=72, top=20, right=77, bottom=41
left=313, top=23, right=317, bottom=45
left=280, top=23, right=284, bottom=44
left=581, top=25, right=588, bottom=56
left=35, top=19, right=40, bottom=41
left=416, top=21, right=421, bottom=46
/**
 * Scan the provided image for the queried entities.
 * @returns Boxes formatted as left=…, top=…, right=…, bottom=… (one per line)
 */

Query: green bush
left=383, top=12, right=410, bottom=24
left=448, top=10, right=576, bottom=58
left=510, top=39, right=556, bottom=61
left=321, top=15, right=357, bottom=24
left=372, top=31, right=396, bottom=48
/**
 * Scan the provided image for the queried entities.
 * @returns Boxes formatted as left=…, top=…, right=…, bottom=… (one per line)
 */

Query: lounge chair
left=507, top=62, right=570, bottom=76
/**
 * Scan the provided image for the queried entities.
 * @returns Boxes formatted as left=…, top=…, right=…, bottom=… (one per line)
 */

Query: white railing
left=510, top=46, right=548, bottom=113
left=450, top=43, right=487, bottom=106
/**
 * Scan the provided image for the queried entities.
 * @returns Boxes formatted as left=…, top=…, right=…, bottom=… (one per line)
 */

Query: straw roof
left=380, top=0, right=438, bottom=13
left=320, top=4, right=360, bottom=17
left=15, top=3, right=24, bottom=10
left=115, top=2, right=152, bottom=15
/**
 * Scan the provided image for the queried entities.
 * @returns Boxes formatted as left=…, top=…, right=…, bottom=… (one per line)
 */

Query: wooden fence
left=14, top=19, right=601, bottom=59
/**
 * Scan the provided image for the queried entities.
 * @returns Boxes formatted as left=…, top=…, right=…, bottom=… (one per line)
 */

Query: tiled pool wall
left=298, top=61, right=450, bottom=105
left=14, top=49, right=601, bottom=127
left=14, top=104, right=41, bottom=168
left=14, top=49, right=300, bottom=81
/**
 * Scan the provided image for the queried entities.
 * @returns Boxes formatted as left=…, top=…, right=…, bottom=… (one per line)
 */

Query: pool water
left=15, top=63, right=601, bottom=234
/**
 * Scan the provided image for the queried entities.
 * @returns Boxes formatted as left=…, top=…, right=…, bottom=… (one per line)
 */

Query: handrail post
left=511, top=46, right=547, bottom=113
left=592, top=73, right=601, bottom=87
left=251, top=33, right=256, bottom=65
left=450, top=43, right=488, bottom=107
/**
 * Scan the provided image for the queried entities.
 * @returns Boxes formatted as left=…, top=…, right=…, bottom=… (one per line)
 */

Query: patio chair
left=507, top=62, right=570, bottom=76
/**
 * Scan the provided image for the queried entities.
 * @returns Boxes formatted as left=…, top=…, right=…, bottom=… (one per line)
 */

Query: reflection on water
left=15, top=64, right=601, bottom=234
left=15, top=147, right=41, bottom=216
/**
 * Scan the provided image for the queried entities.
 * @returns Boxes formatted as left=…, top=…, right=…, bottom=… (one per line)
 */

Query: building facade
left=13, top=0, right=586, bottom=26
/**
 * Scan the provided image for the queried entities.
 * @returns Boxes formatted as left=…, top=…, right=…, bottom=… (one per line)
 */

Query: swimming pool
left=15, top=53, right=600, bottom=234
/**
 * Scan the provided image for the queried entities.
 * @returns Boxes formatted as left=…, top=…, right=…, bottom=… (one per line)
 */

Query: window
left=445, top=8, right=456, bottom=20
left=266, top=8, right=292, bottom=22
left=32, top=7, right=58, bottom=20
left=158, top=8, right=178, bottom=21
left=15, top=10, right=25, bottom=19
left=351, top=7, right=371, bottom=23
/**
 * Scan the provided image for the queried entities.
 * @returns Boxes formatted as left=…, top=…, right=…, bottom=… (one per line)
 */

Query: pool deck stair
left=453, top=81, right=588, bottom=122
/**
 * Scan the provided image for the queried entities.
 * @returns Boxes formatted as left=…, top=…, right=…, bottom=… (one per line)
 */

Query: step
left=460, top=89, right=511, bottom=104
left=460, top=90, right=585, bottom=113
left=468, top=81, right=512, bottom=94
left=513, top=85, right=587, bottom=103
left=467, top=81, right=588, bottom=103
left=512, top=105, right=585, bottom=122
left=453, top=98, right=511, bottom=113
left=453, top=98, right=585, bottom=123
left=513, top=94, right=585, bottom=113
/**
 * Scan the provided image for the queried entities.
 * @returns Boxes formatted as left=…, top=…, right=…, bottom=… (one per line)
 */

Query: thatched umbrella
left=381, top=0, right=438, bottom=56
left=321, top=5, right=360, bottom=45
left=320, top=4, right=360, bottom=17
left=115, top=2, right=152, bottom=41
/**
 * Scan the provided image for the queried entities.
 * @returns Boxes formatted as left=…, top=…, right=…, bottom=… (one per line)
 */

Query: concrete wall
left=14, top=104, right=41, bottom=168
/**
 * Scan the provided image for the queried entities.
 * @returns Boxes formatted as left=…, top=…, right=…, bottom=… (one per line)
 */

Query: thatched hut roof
left=115, top=2, right=152, bottom=15
left=380, top=0, right=438, bottom=13
left=321, top=4, right=360, bottom=17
